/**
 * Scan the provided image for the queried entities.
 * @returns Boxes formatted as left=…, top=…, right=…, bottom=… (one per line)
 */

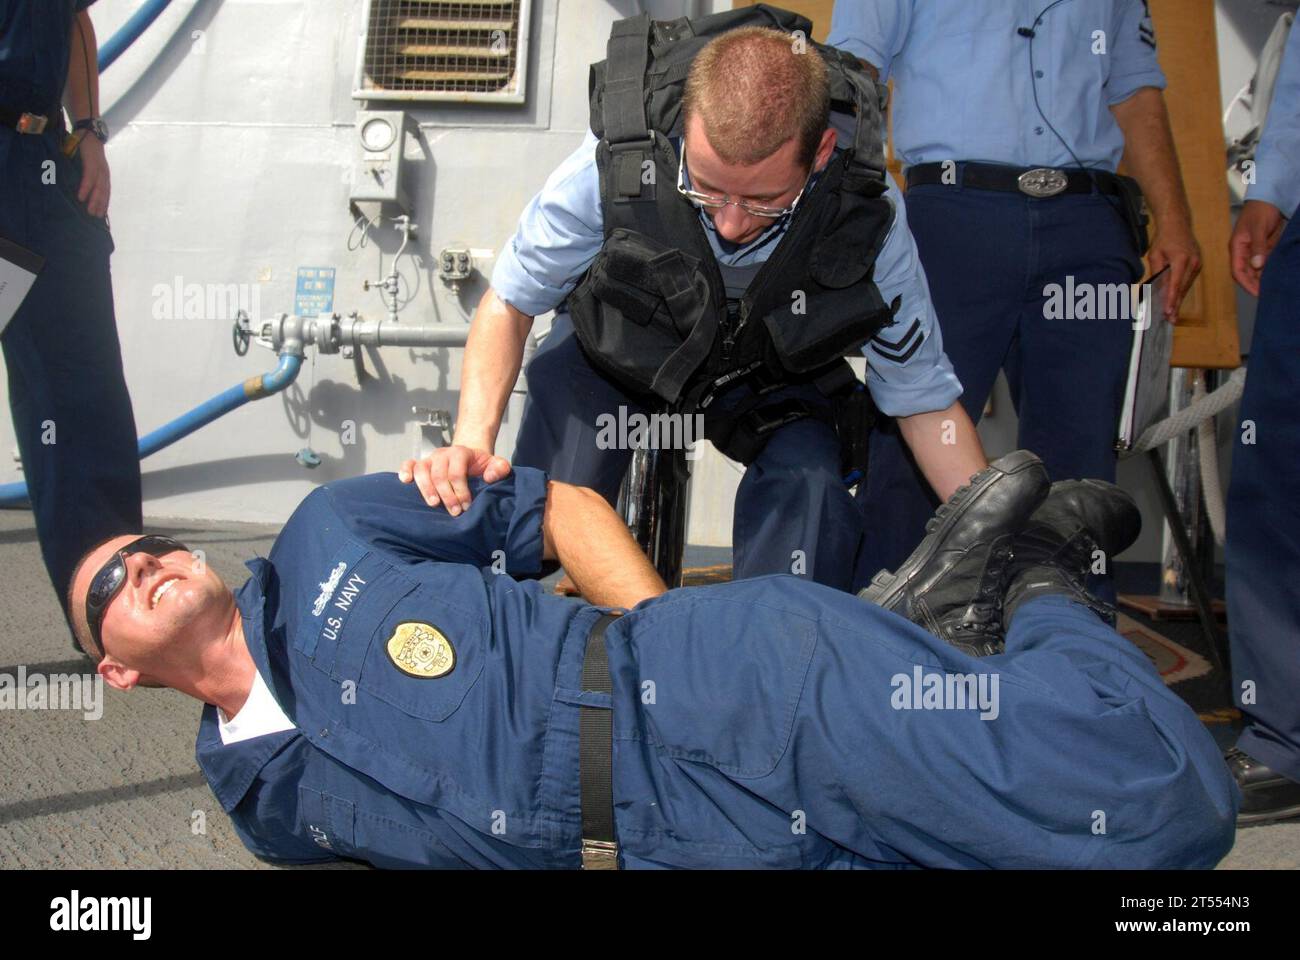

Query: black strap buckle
left=608, top=137, right=657, bottom=200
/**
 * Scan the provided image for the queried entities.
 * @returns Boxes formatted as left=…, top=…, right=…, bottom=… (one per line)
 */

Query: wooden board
left=734, top=0, right=1240, bottom=368
left=1145, top=0, right=1239, bottom=369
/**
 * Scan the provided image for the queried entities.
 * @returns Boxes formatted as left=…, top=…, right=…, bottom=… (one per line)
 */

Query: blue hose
left=98, top=0, right=174, bottom=72
left=0, top=353, right=302, bottom=507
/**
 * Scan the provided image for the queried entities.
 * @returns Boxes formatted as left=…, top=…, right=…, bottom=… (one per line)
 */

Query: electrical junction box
left=349, top=110, right=411, bottom=219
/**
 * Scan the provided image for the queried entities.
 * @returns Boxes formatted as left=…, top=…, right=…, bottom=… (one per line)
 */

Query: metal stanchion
left=1135, top=368, right=1233, bottom=694
left=1160, top=368, right=1205, bottom=607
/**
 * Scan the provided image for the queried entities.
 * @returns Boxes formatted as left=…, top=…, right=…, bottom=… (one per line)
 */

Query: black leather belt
left=906, top=161, right=1125, bottom=198
left=579, top=612, right=619, bottom=869
left=0, top=104, right=52, bottom=135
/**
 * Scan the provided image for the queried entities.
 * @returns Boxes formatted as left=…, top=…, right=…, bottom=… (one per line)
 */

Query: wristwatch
left=72, top=117, right=109, bottom=143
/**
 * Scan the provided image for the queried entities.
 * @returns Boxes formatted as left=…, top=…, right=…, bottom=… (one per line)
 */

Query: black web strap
left=602, top=15, right=654, bottom=201
left=579, top=612, right=619, bottom=868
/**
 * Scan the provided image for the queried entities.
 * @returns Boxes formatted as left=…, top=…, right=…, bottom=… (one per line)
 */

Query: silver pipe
left=348, top=319, right=473, bottom=348
left=261, top=314, right=473, bottom=352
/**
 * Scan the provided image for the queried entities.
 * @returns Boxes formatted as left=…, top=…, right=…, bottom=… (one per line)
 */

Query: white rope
left=1126, top=366, right=1247, bottom=456
left=1124, top=366, right=1246, bottom=548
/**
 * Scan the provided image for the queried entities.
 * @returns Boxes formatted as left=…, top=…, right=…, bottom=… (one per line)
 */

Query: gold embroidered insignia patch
left=385, top=621, right=455, bottom=679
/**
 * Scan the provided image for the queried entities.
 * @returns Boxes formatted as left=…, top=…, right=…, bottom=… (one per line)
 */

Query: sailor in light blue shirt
left=405, top=20, right=997, bottom=592
left=484, top=105, right=983, bottom=591
left=491, top=129, right=962, bottom=420
left=828, top=0, right=1203, bottom=590
left=1224, top=19, right=1300, bottom=825
left=1243, top=20, right=1300, bottom=221
left=828, top=0, right=1167, bottom=171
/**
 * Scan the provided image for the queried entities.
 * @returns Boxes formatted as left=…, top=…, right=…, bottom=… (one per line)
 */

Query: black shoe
left=1226, top=747, right=1300, bottom=826
left=1003, top=479, right=1142, bottom=630
left=860, top=450, right=1050, bottom=656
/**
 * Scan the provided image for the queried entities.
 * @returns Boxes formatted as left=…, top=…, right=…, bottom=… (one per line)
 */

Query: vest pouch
left=762, top=283, right=894, bottom=374
left=808, top=178, right=893, bottom=291
left=760, top=184, right=896, bottom=374
left=569, top=228, right=715, bottom=402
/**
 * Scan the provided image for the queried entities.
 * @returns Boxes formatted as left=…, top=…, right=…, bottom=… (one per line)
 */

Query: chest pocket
left=354, top=574, right=487, bottom=722
left=305, top=548, right=486, bottom=723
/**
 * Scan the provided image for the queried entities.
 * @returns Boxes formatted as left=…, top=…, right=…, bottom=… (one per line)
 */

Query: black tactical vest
left=567, top=4, right=899, bottom=426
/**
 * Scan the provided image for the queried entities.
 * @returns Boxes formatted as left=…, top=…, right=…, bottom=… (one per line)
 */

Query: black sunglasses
left=86, top=535, right=191, bottom=653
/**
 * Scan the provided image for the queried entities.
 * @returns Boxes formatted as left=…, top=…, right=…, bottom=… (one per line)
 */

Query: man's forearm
left=64, top=11, right=99, bottom=121
left=542, top=481, right=668, bottom=608
left=897, top=401, right=988, bottom=502
left=454, top=288, right=533, bottom=451
left=1112, top=87, right=1192, bottom=232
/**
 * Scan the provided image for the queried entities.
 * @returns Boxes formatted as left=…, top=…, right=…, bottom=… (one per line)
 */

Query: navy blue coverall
left=198, top=468, right=1236, bottom=869
left=0, top=0, right=142, bottom=613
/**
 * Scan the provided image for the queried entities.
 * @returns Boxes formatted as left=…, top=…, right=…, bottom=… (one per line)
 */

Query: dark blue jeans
left=0, top=125, right=141, bottom=618
left=854, top=185, right=1142, bottom=588
left=1228, top=214, right=1300, bottom=782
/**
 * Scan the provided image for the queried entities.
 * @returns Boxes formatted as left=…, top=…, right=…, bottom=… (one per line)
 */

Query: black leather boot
left=860, top=450, right=1050, bottom=656
left=1226, top=747, right=1300, bottom=827
left=1002, top=479, right=1142, bottom=631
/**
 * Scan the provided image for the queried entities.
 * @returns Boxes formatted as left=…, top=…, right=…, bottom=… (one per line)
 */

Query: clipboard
left=1116, top=266, right=1174, bottom=453
left=0, top=235, right=45, bottom=337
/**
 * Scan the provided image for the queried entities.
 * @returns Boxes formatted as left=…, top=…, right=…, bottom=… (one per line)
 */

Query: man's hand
left=1147, top=218, right=1201, bottom=320
left=75, top=135, right=111, bottom=218
left=1110, top=87, right=1200, bottom=319
left=398, top=445, right=512, bottom=515
left=1229, top=200, right=1286, bottom=298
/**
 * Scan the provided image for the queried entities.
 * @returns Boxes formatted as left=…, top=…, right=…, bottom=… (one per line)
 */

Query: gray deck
left=0, top=507, right=1293, bottom=870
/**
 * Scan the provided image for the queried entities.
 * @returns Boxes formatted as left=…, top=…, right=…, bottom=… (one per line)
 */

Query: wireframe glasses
left=676, top=145, right=812, bottom=219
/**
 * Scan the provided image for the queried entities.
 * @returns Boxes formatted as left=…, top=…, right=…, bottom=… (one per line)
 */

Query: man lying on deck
left=68, top=451, right=1236, bottom=869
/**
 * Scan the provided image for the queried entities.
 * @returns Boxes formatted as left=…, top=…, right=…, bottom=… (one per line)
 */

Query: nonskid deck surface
left=0, top=508, right=1292, bottom=869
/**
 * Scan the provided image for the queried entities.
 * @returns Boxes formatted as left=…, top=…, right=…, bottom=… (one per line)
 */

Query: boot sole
left=1237, top=802, right=1300, bottom=827
left=860, top=450, right=1047, bottom=610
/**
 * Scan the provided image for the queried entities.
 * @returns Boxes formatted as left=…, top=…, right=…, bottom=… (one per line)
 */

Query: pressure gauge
left=360, top=115, right=396, bottom=153
left=350, top=110, right=411, bottom=217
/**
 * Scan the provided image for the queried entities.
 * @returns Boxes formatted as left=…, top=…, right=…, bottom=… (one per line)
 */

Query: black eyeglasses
left=86, top=535, right=190, bottom=653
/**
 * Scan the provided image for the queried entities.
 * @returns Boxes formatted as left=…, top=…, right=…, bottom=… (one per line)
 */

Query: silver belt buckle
left=1017, top=167, right=1068, bottom=198
left=581, top=838, right=618, bottom=870
left=16, top=112, right=48, bottom=135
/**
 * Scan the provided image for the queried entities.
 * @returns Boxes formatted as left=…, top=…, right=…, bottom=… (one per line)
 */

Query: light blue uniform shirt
left=1246, top=22, right=1300, bottom=219
left=491, top=130, right=962, bottom=418
left=827, top=0, right=1167, bottom=172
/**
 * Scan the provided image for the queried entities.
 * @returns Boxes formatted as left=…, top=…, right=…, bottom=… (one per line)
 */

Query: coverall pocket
left=354, top=574, right=488, bottom=722
left=610, top=593, right=818, bottom=779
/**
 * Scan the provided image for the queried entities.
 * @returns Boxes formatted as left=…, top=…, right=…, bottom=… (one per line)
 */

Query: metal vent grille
left=355, top=0, right=530, bottom=103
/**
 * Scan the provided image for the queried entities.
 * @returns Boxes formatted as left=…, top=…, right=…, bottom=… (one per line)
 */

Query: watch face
left=360, top=116, right=396, bottom=153
left=77, top=118, right=108, bottom=141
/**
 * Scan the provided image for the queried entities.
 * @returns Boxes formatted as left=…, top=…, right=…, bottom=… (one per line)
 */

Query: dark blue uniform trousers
left=514, top=313, right=863, bottom=589
left=607, top=582, right=1236, bottom=868
left=855, top=186, right=1141, bottom=587
left=0, top=126, right=141, bottom=611
left=1227, top=215, right=1300, bottom=783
